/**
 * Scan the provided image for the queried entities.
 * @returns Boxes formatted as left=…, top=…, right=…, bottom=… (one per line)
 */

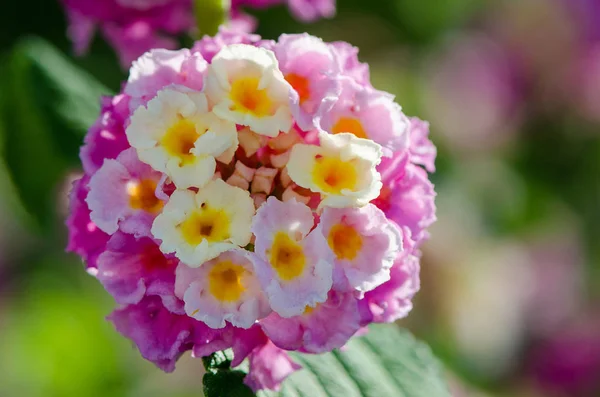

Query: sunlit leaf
left=200, top=324, right=450, bottom=397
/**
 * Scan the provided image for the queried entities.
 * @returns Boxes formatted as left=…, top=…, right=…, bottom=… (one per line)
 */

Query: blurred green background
left=1, top=0, right=599, bottom=396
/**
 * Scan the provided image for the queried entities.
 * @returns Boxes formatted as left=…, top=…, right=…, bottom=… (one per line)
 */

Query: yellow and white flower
left=286, top=132, right=383, bottom=209
left=174, top=249, right=271, bottom=329
left=151, top=179, right=255, bottom=267
left=127, top=88, right=238, bottom=189
left=204, top=44, right=293, bottom=137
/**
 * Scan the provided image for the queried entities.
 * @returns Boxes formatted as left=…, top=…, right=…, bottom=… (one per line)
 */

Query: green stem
left=194, top=0, right=231, bottom=38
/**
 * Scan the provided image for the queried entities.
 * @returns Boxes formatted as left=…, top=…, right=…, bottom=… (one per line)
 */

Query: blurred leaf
left=392, top=0, right=483, bottom=43
left=0, top=257, right=133, bottom=397
left=259, top=325, right=450, bottom=397
left=0, top=36, right=111, bottom=231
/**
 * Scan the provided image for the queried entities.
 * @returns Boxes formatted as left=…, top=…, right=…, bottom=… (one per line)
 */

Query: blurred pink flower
left=63, top=0, right=194, bottom=67
left=62, top=0, right=336, bottom=68
left=530, top=314, right=600, bottom=397
left=423, top=35, right=523, bottom=152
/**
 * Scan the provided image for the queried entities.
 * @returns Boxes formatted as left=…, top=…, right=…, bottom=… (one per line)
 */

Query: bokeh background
left=1, top=0, right=599, bottom=396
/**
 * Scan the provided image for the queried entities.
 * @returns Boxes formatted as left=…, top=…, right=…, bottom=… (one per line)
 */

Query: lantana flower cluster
left=62, top=0, right=336, bottom=67
left=66, top=29, right=436, bottom=391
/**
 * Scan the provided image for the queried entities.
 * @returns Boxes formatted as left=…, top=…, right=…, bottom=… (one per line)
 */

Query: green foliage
left=0, top=36, right=111, bottom=231
left=391, top=0, right=484, bottom=43
left=204, top=325, right=449, bottom=397
left=0, top=257, right=133, bottom=397
left=203, top=351, right=255, bottom=397
left=204, top=370, right=256, bottom=397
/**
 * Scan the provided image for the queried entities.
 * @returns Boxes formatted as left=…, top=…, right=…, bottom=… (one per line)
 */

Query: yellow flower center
left=161, top=119, right=201, bottom=165
left=312, top=156, right=359, bottom=194
left=285, top=73, right=310, bottom=104
left=303, top=305, right=317, bottom=315
left=332, top=117, right=368, bottom=139
left=208, top=260, right=246, bottom=302
left=269, top=232, right=306, bottom=281
left=328, top=223, right=363, bottom=260
left=127, top=179, right=163, bottom=213
left=230, top=77, right=273, bottom=117
left=179, top=206, right=230, bottom=245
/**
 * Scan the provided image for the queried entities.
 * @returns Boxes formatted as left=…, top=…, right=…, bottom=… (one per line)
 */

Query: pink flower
left=174, top=249, right=271, bottom=329
left=96, top=231, right=178, bottom=306
left=108, top=295, right=195, bottom=372
left=329, top=41, right=370, bottom=86
left=260, top=290, right=361, bottom=353
left=87, top=148, right=165, bottom=237
left=319, top=204, right=402, bottom=293
left=62, top=0, right=336, bottom=68
left=62, top=0, right=194, bottom=68
left=374, top=159, right=437, bottom=246
left=233, top=0, right=335, bottom=23
left=66, top=176, right=110, bottom=270
left=361, top=227, right=421, bottom=323
left=124, top=48, right=207, bottom=111
left=192, top=323, right=268, bottom=367
left=288, top=0, right=336, bottom=22
left=244, top=341, right=301, bottom=392
left=191, top=27, right=261, bottom=63
left=270, top=33, right=340, bottom=130
left=407, top=117, right=436, bottom=173
left=80, top=94, right=130, bottom=175
left=251, top=197, right=333, bottom=317
left=317, top=76, right=410, bottom=155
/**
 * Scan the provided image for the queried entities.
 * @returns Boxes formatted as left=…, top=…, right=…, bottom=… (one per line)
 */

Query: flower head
left=66, top=30, right=436, bottom=393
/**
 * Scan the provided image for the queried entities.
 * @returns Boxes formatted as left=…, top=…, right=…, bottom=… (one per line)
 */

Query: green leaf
left=261, top=325, right=450, bottom=397
left=0, top=36, right=111, bottom=230
left=194, top=0, right=230, bottom=38
left=203, top=370, right=255, bottom=397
